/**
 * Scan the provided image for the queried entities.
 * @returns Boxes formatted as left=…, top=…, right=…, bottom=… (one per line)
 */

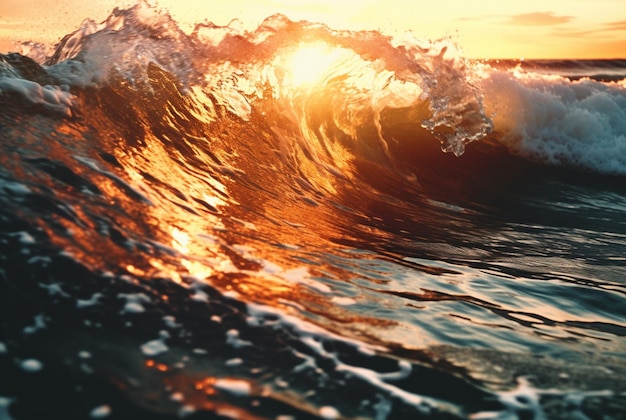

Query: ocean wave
left=3, top=2, right=625, bottom=178
left=10, top=1, right=493, bottom=161
left=1, top=3, right=626, bottom=418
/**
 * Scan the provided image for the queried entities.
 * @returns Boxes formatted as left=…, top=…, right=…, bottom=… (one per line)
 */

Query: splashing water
left=1, top=2, right=625, bottom=419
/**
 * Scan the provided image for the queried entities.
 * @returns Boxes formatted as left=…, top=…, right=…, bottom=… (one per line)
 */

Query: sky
left=0, top=0, right=624, bottom=59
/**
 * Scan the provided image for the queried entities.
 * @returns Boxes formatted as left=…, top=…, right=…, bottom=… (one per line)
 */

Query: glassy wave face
left=1, top=3, right=626, bottom=419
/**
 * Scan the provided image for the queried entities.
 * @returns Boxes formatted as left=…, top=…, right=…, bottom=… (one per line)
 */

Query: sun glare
left=282, top=42, right=349, bottom=89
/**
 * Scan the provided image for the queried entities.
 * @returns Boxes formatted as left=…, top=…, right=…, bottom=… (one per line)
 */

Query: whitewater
left=1, top=3, right=625, bottom=419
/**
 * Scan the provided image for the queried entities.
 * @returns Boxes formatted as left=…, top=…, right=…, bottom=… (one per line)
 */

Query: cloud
left=548, top=19, right=626, bottom=39
left=605, top=20, right=626, bottom=31
left=505, top=12, right=573, bottom=26
left=552, top=28, right=599, bottom=38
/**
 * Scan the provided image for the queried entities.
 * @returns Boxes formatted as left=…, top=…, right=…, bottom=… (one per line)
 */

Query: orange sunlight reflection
left=170, top=227, right=216, bottom=280
left=19, top=66, right=401, bottom=348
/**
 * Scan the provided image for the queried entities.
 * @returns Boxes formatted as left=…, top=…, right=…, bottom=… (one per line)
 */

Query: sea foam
left=481, top=67, right=626, bottom=175
left=0, top=77, right=74, bottom=116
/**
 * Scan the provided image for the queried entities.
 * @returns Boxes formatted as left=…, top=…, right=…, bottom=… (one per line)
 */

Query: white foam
left=481, top=67, right=626, bottom=175
left=39, top=282, right=68, bottom=297
left=494, top=377, right=543, bottom=417
left=330, top=296, right=357, bottom=306
left=46, top=59, right=100, bottom=87
left=225, top=357, right=243, bottom=366
left=90, top=404, right=112, bottom=418
left=245, top=303, right=442, bottom=415
left=213, top=378, right=251, bottom=396
left=79, top=351, right=92, bottom=359
left=471, top=376, right=618, bottom=419
left=162, top=315, right=181, bottom=329
left=225, top=329, right=252, bottom=349
left=20, top=358, right=43, bottom=372
left=0, top=77, right=74, bottom=116
left=118, top=293, right=150, bottom=314
left=16, top=231, right=35, bottom=245
left=170, top=392, right=184, bottom=402
left=140, top=339, right=168, bottom=356
left=0, top=342, right=6, bottom=354
left=123, top=302, right=145, bottom=313
left=319, top=406, right=340, bottom=419
left=190, top=289, right=209, bottom=302
left=77, top=292, right=103, bottom=308
left=378, top=360, right=412, bottom=381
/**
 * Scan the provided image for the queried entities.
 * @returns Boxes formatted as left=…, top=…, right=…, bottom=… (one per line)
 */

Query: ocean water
left=1, top=3, right=625, bottom=419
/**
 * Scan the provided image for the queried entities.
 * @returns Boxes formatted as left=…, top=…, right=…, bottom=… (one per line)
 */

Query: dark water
left=1, top=3, right=625, bottom=419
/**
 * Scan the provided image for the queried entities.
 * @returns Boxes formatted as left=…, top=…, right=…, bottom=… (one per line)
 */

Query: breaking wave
left=1, top=2, right=625, bottom=419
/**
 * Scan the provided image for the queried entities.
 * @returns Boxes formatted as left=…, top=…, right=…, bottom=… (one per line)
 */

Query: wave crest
left=15, top=2, right=492, bottom=161
left=8, top=1, right=625, bottom=176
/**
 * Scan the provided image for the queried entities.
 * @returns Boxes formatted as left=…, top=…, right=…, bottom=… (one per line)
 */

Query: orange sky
left=0, top=0, right=624, bottom=59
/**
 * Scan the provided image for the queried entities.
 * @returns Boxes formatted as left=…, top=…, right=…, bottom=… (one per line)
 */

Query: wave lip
left=8, top=2, right=493, bottom=161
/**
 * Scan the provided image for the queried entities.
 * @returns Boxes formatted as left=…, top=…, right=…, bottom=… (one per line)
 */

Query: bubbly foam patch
left=140, top=338, right=168, bottom=356
left=20, top=359, right=43, bottom=372
left=0, top=77, right=74, bottom=116
left=481, top=67, right=626, bottom=175
left=245, top=302, right=450, bottom=417
left=472, top=376, right=621, bottom=420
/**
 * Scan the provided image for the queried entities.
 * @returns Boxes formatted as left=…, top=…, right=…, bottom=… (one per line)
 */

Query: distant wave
left=478, top=64, right=626, bottom=175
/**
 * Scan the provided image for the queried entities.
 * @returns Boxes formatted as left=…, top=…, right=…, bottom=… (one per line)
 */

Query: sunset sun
left=281, top=42, right=349, bottom=89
